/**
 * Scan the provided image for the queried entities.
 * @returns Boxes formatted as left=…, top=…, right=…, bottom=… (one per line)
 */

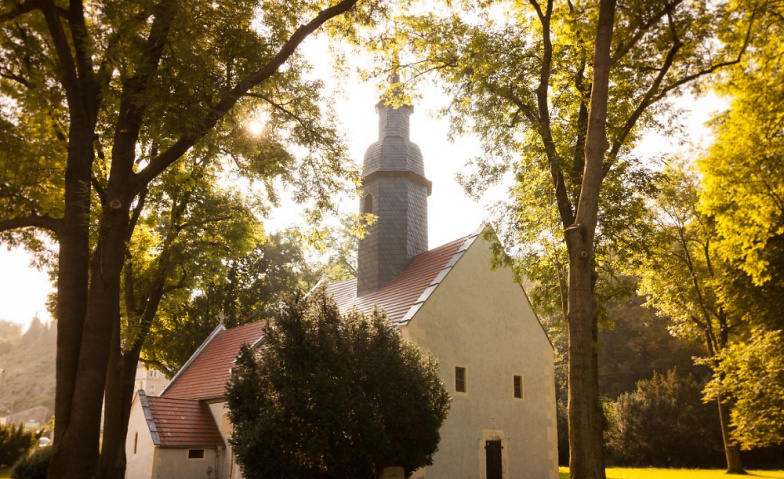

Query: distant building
left=134, top=362, right=170, bottom=397
left=126, top=88, right=558, bottom=479
left=0, top=405, right=52, bottom=428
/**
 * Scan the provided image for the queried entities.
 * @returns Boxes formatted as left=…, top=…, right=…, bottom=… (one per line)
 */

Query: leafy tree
left=605, top=369, right=723, bottom=468
left=0, top=424, right=39, bottom=468
left=635, top=160, right=746, bottom=471
left=0, top=318, right=56, bottom=415
left=704, top=328, right=784, bottom=450
left=698, top=0, right=784, bottom=291
left=697, top=1, right=784, bottom=337
left=0, top=320, right=22, bottom=340
left=368, top=1, right=756, bottom=475
left=0, top=1, right=387, bottom=477
left=99, top=156, right=263, bottom=478
left=143, top=231, right=323, bottom=375
left=226, top=287, right=451, bottom=479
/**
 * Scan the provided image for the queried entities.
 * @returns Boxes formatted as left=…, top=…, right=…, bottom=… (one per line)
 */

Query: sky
left=0, top=37, right=722, bottom=333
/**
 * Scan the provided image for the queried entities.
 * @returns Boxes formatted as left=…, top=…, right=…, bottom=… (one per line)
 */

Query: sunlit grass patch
left=559, top=467, right=784, bottom=479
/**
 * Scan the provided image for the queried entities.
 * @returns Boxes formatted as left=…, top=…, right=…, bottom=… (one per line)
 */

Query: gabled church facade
left=125, top=92, right=558, bottom=479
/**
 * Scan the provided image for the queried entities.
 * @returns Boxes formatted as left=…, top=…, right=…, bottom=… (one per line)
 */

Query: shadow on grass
left=558, top=467, right=784, bottom=479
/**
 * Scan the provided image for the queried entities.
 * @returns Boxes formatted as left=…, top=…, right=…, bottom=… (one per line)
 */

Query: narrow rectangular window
left=188, top=449, right=205, bottom=459
left=455, top=366, right=467, bottom=393
left=513, top=375, right=523, bottom=399
left=133, top=432, right=138, bottom=454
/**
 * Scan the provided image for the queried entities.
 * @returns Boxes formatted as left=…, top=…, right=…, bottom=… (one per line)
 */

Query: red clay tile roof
left=162, top=321, right=264, bottom=401
left=326, top=232, right=478, bottom=324
left=143, top=394, right=224, bottom=448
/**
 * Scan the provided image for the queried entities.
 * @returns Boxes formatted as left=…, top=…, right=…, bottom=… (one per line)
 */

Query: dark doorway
left=486, top=439, right=502, bottom=479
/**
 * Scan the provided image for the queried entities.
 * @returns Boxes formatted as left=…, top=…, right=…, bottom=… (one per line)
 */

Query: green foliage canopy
left=698, top=0, right=784, bottom=288
left=226, top=288, right=451, bottom=479
left=369, top=0, right=753, bottom=317
left=144, top=231, right=323, bottom=374
left=0, top=0, right=389, bottom=476
left=704, top=328, right=784, bottom=450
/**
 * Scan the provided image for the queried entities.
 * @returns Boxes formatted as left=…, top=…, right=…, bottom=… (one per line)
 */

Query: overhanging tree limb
left=0, top=215, right=62, bottom=236
left=133, top=0, right=362, bottom=194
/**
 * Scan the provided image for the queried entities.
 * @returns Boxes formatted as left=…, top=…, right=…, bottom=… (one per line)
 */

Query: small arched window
left=362, top=194, right=373, bottom=214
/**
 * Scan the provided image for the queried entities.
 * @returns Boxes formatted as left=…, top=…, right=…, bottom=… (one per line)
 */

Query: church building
left=125, top=91, right=558, bottom=479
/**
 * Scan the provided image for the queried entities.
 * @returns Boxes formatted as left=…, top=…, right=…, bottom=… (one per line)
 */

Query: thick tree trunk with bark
left=566, top=1, right=615, bottom=478
left=100, top=268, right=166, bottom=479
left=48, top=122, right=95, bottom=477
left=59, top=207, right=130, bottom=478
left=100, top=337, right=141, bottom=479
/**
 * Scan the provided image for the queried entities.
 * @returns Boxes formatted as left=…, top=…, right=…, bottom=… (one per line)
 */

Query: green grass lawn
left=559, top=467, right=784, bottom=479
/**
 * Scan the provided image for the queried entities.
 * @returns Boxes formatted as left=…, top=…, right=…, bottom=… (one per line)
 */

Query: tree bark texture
left=567, top=1, right=615, bottom=478
left=717, top=396, right=745, bottom=474
left=100, top=336, right=141, bottom=479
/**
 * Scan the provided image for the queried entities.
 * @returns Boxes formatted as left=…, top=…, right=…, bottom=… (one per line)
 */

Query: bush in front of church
left=226, top=287, right=451, bottom=479
left=0, top=424, right=39, bottom=468
left=11, top=445, right=51, bottom=479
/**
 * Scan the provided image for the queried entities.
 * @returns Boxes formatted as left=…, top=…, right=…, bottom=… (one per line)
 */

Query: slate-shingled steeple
left=356, top=82, right=432, bottom=297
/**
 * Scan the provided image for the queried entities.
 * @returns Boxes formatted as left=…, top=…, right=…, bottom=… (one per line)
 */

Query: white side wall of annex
left=125, top=395, right=156, bottom=479
left=404, top=234, right=558, bottom=479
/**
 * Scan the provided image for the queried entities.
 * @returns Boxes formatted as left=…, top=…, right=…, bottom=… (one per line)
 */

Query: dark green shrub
left=0, top=424, right=38, bottom=467
left=11, top=445, right=52, bottom=479
left=605, top=369, right=723, bottom=468
left=227, top=288, right=451, bottom=479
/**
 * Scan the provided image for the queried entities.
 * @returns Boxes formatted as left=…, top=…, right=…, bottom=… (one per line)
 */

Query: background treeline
left=548, top=288, right=784, bottom=469
left=0, top=317, right=55, bottom=417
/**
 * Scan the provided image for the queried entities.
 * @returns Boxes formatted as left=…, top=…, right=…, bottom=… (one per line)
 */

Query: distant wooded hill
left=0, top=317, right=56, bottom=417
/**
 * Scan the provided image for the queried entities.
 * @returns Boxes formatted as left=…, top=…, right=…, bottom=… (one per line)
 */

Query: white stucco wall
left=125, top=395, right=156, bottom=479
left=151, top=448, right=218, bottom=479
left=404, top=234, right=559, bottom=479
left=208, top=401, right=243, bottom=479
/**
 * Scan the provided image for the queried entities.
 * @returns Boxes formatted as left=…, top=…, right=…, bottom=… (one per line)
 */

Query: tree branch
left=91, top=174, right=107, bottom=204
left=39, top=0, right=80, bottom=113
left=127, top=188, right=148, bottom=242
left=0, top=0, right=39, bottom=22
left=0, top=68, right=32, bottom=88
left=244, top=92, right=330, bottom=144
left=67, top=0, right=98, bottom=121
left=132, top=0, right=361, bottom=194
left=650, top=4, right=758, bottom=105
left=610, top=0, right=683, bottom=66
left=606, top=12, right=682, bottom=166
left=0, top=214, right=62, bottom=236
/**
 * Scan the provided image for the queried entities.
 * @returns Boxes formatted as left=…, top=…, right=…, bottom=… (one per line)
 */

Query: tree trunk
left=100, top=329, right=140, bottom=479
left=57, top=207, right=130, bottom=479
left=718, top=396, right=745, bottom=474
left=567, top=1, right=615, bottom=478
left=565, top=228, right=605, bottom=479
left=48, top=125, right=94, bottom=477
